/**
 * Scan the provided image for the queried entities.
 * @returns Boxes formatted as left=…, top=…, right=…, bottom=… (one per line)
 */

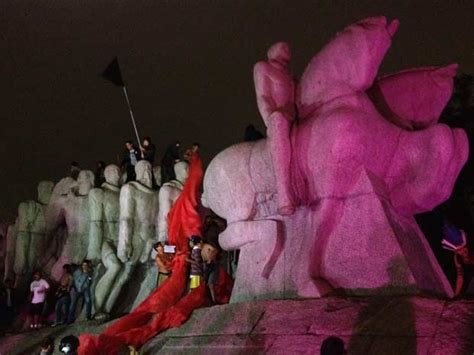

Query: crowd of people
left=0, top=261, right=95, bottom=332
left=67, top=136, right=201, bottom=189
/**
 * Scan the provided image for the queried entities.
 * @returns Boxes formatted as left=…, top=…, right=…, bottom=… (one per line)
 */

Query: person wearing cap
left=187, top=235, right=204, bottom=290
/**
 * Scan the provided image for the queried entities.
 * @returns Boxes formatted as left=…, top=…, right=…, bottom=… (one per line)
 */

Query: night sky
left=1, top=0, right=473, bottom=220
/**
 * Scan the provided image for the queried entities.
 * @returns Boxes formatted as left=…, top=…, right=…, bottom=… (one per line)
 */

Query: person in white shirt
left=29, top=270, right=49, bottom=329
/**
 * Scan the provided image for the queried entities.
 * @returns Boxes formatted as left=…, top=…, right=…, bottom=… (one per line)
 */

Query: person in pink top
left=29, top=270, right=49, bottom=329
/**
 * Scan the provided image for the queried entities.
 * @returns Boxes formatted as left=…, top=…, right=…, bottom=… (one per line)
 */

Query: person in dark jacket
left=94, top=161, right=107, bottom=187
left=70, top=162, right=81, bottom=180
left=160, top=141, right=181, bottom=184
left=140, top=137, right=156, bottom=165
left=187, top=235, right=203, bottom=290
left=121, top=141, right=140, bottom=182
left=67, top=260, right=93, bottom=323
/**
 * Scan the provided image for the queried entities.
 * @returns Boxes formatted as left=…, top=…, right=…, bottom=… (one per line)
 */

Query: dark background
left=1, top=0, right=473, bottom=220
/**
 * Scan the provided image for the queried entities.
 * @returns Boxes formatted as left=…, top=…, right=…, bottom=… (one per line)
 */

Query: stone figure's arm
left=117, top=185, right=134, bottom=263
left=87, top=188, right=104, bottom=264
left=157, top=187, right=172, bottom=242
left=254, top=62, right=278, bottom=122
left=44, top=198, right=65, bottom=233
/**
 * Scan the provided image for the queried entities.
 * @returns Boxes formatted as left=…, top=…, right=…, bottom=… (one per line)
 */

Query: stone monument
left=156, top=161, right=189, bottom=242
left=13, top=181, right=54, bottom=289
left=88, top=165, right=122, bottom=317
left=202, top=16, right=469, bottom=302
left=46, top=170, right=95, bottom=280
left=107, top=160, right=158, bottom=312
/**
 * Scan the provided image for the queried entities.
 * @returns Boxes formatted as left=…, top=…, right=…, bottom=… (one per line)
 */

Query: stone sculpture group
left=3, top=160, right=189, bottom=315
left=1, top=16, right=470, bottom=311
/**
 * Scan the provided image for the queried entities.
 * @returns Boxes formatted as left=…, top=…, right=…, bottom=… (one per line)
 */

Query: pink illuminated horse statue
left=203, top=17, right=468, bottom=301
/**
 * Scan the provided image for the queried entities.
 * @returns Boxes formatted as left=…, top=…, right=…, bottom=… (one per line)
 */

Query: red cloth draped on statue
left=79, top=154, right=210, bottom=354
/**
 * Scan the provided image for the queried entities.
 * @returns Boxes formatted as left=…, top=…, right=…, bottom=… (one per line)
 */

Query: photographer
left=67, top=260, right=93, bottom=323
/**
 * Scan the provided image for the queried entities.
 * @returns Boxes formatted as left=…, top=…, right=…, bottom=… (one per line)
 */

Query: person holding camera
left=67, top=260, right=93, bottom=323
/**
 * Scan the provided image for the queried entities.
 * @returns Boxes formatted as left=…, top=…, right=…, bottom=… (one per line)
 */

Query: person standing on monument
left=160, top=141, right=181, bottom=184
left=28, top=270, right=50, bottom=329
left=70, top=162, right=81, bottom=180
left=94, top=161, right=107, bottom=187
left=67, top=260, right=93, bottom=323
left=184, top=142, right=200, bottom=162
left=122, top=141, right=140, bottom=182
left=140, top=136, right=156, bottom=164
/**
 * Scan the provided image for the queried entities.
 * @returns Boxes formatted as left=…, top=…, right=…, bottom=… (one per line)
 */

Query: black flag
left=101, top=57, right=125, bottom=86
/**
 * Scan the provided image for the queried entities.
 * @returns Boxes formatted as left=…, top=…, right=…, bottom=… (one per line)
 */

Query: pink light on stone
left=202, top=16, right=469, bottom=302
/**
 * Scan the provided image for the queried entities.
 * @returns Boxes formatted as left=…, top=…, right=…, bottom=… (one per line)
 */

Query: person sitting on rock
left=122, top=141, right=141, bottom=182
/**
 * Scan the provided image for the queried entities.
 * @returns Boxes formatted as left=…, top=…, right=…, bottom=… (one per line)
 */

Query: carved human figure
left=51, top=177, right=77, bottom=201
left=89, top=165, right=122, bottom=316
left=47, top=170, right=95, bottom=280
left=107, top=160, right=158, bottom=312
left=254, top=42, right=296, bottom=215
left=156, top=161, right=189, bottom=242
left=13, top=181, right=54, bottom=287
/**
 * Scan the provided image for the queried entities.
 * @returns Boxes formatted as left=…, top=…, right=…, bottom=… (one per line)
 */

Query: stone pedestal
left=222, top=168, right=453, bottom=303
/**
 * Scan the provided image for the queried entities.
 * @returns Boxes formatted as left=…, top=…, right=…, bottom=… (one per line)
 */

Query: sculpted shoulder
left=89, top=188, right=104, bottom=201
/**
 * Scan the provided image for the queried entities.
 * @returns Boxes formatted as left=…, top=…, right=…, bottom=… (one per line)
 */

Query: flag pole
left=122, top=86, right=142, bottom=148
